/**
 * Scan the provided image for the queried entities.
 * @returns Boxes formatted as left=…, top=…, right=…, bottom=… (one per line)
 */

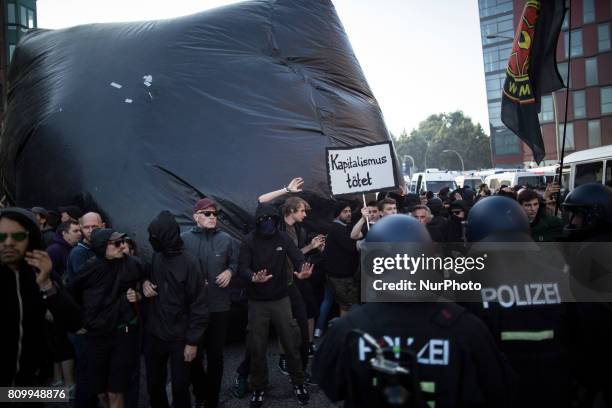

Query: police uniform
left=313, top=302, right=515, bottom=408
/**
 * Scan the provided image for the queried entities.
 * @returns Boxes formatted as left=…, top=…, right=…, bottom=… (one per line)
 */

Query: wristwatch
left=40, top=280, right=58, bottom=299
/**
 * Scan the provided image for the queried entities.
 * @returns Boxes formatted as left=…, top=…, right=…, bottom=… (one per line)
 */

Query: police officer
left=465, top=196, right=575, bottom=408
left=562, top=183, right=612, bottom=406
left=314, top=214, right=514, bottom=408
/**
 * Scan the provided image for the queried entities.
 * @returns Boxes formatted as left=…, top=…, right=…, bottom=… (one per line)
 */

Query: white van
left=410, top=170, right=457, bottom=193
left=562, top=145, right=612, bottom=191
left=455, top=174, right=484, bottom=189
left=484, top=171, right=547, bottom=190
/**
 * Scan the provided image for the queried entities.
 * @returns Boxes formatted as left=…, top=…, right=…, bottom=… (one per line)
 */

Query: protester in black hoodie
left=1, top=208, right=81, bottom=387
left=70, top=228, right=145, bottom=408
left=141, top=210, right=208, bottom=408
left=238, top=203, right=311, bottom=407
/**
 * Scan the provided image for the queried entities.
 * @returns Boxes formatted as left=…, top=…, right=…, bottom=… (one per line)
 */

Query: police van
left=410, top=169, right=457, bottom=194
left=455, top=173, right=484, bottom=189
left=484, top=171, right=547, bottom=190
left=562, top=145, right=612, bottom=191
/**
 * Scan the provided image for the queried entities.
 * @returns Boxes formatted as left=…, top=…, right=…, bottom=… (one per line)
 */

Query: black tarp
left=0, top=0, right=399, bottom=252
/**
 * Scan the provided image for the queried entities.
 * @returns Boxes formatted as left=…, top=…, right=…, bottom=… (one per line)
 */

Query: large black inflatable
left=0, top=0, right=398, bottom=249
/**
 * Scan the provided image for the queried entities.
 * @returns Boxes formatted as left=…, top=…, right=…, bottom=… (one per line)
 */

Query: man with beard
left=1, top=208, right=81, bottom=386
left=142, top=211, right=208, bottom=408
left=325, top=202, right=359, bottom=317
left=70, top=228, right=145, bottom=408
left=239, top=203, right=312, bottom=407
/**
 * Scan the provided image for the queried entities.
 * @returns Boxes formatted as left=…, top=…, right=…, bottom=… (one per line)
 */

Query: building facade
left=1, top=0, right=37, bottom=111
left=479, top=0, right=612, bottom=168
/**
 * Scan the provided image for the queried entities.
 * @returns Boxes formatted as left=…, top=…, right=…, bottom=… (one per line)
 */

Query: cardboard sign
left=326, top=142, right=398, bottom=196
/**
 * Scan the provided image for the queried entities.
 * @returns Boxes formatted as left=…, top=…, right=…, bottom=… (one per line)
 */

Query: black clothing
left=88, top=329, right=140, bottom=394
left=70, top=254, right=144, bottom=336
left=145, top=335, right=192, bottom=408
left=1, top=207, right=81, bottom=386
left=238, top=205, right=304, bottom=301
left=426, top=216, right=448, bottom=243
left=42, top=226, right=55, bottom=248
left=314, top=302, right=514, bottom=408
left=324, top=220, right=358, bottom=279
left=145, top=211, right=208, bottom=345
left=191, top=311, right=231, bottom=408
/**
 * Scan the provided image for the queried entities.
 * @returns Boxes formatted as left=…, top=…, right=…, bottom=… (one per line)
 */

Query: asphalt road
left=47, top=339, right=338, bottom=408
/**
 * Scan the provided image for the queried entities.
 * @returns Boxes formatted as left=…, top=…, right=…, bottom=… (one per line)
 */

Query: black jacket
left=324, top=220, right=358, bottom=278
left=181, top=225, right=239, bottom=313
left=69, top=228, right=145, bottom=336
left=146, top=211, right=209, bottom=345
left=1, top=208, right=81, bottom=386
left=238, top=203, right=304, bottom=301
left=314, top=302, right=515, bottom=408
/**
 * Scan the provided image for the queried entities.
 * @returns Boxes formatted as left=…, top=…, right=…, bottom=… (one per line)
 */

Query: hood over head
left=0, top=207, right=43, bottom=251
left=148, top=210, right=183, bottom=254
left=254, top=203, right=280, bottom=238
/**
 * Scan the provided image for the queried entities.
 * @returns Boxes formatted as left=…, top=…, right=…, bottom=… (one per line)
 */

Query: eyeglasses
left=110, top=239, right=126, bottom=248
left=0, top=231, right=29, bottom=242
left=197, top=211, right=218, bottom=218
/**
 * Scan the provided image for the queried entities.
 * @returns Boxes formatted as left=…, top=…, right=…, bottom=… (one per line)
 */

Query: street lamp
left=403, top=155, right=415, bottom=177
left=443, top=149, right=465, bottom=173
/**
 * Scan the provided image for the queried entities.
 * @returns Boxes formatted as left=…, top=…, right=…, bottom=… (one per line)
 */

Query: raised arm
left=258, top=177, right=303, bottom=203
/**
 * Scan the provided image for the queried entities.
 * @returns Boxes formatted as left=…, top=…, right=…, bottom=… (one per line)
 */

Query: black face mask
left=256, top=218, right=277, bottom=237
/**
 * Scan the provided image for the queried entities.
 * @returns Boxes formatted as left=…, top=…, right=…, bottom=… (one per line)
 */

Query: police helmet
left=562, top=183, right=612, bottom=229
left=465, top=196, right=529, bottom=242
left=365, top=214, right=432, bottom=243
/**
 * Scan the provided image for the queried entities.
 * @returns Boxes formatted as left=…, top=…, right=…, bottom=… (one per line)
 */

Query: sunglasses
left=109, top=239, right=126, bottom=248
left=0, top=231, right=29, bottom=242
left=257, top=215, right=274, bottom=223
left=197, top=211, right=218, bottom=218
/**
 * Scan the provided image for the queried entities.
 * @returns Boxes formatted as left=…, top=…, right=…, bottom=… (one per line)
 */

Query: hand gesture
left=142, top=280, right=158, bottom=297
left=310, top=235, right=325, bottom=250
left=252, top=269, right=273, bottom=283
left=26, top=250, right=53, bottom=287
left=287, top=177, right=304, bottom=193
left=127, top=288, right=141, bottom=303
left=184, top=344, right=197, bottom=362
left=454, top=192, right=463, bottom=201
left=294, top=262, right=313, bottom=280
left=544, top=183, right=560, bottom=200
left=216, top=269, right=232, bottom=288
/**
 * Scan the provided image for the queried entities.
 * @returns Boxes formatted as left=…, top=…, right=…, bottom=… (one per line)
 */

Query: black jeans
left=191, top=311, right=230, bottom=408
left=145, top=335, right=191, bottom=408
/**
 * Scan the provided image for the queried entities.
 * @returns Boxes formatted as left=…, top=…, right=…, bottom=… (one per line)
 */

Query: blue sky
left=37, top=0, right=490, bottom=137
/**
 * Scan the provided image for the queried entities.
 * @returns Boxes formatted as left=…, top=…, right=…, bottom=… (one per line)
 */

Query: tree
left=394, top=111, right=492, bottom=172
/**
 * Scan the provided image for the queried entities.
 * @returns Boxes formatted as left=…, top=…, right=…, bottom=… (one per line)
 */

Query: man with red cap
left=181, top=198, right=239, bottom=408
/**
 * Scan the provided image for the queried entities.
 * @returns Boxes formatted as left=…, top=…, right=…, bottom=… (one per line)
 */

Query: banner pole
left=556, top=1, right=571, bottom=216
left=363, top=193, right=370, bottom=230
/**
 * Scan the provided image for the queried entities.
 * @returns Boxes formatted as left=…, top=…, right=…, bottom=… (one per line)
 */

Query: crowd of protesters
left=3, top=174, right=612, bottom=408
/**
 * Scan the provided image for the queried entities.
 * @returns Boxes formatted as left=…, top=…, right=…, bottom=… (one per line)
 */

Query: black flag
left=501, top=0, right=565, bottom=164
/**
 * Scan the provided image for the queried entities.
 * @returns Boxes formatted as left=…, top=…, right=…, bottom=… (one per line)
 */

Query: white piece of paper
left=110, top=82, right=122, bottom=89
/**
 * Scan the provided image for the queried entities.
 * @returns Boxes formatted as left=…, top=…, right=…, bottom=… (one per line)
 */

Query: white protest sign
left=326, top=142, right=398, bottom=196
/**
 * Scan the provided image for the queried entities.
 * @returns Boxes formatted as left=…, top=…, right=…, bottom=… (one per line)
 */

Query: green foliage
left=393, top=111, right=492, bottom=172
